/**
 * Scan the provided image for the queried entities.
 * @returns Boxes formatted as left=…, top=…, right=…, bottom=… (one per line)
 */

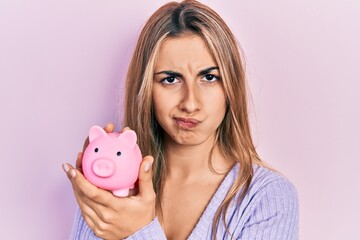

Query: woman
left=63, top=0, right=299, bottom=239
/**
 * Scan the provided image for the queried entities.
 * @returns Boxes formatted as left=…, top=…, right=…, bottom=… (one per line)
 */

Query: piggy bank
left=82, top=126, right=142, bottom=197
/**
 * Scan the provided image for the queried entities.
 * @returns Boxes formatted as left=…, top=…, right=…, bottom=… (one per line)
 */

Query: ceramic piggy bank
left=82, top=126, right=142, bottom=197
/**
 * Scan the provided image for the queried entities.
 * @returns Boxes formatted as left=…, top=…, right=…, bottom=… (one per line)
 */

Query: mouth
left=173, top=117, right=201, bottom=129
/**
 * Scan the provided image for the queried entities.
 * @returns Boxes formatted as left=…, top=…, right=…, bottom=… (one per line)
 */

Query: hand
left=63, top=155, right=156, bottom=239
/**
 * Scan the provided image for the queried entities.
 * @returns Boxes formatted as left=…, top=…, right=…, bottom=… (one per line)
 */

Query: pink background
left=1, top=0, right=359, bottom=239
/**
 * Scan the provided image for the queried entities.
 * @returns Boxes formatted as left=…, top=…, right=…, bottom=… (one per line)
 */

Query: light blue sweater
left=70, top=164, right=299, bottom=239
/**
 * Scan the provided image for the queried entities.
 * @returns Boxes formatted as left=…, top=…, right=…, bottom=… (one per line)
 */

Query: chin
left=171, top=131, right=214, bottom=146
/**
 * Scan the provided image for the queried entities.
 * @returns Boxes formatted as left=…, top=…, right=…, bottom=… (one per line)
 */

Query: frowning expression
left=152, top=34, right=227, bottom=146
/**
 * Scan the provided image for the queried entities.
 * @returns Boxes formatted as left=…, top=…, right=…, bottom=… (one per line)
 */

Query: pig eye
left=117, top=151, right=121, bottom=156
left=94, top=148, right=99, bottom=153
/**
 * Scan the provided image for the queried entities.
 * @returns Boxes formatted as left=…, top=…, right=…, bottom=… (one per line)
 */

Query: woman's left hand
left=63, top=155, right=156, bottom=240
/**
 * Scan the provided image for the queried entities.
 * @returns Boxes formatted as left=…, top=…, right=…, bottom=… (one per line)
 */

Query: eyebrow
left=154, top=66, right=219, bottom=78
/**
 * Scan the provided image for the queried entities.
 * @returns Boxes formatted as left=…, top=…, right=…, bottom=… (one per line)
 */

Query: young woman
left=63, top=1, right=299, bottom=239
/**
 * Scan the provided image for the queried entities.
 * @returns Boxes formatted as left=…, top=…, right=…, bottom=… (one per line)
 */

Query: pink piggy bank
left=82, top=126, right=142, bottom=197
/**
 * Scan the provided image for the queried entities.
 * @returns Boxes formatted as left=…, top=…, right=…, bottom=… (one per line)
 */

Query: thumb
left=138, top=156, right=155, bottom=199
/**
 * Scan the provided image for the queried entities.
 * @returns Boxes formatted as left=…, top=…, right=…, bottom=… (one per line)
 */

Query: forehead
left=155, top=34, right=217, bottom=71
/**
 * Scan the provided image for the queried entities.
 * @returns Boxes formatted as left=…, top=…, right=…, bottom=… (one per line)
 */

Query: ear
left=118, top=130, right=137, bottom=149
left=89, top=126, right=107, bottom=142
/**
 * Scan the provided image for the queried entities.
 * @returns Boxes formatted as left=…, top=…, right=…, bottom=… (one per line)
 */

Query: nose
left=178, top=83, right=200, bottom=113
left=92, top=159, right=115, bottom=178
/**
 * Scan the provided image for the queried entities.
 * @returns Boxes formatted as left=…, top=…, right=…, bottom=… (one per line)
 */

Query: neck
left=163, top=134, right=231, bottom=181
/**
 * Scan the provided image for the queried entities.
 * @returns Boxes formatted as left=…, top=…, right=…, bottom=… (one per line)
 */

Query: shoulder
left=227, top=163, right=298, bottom=202
left=223, top=164, right=299, bottom=239
left=239, top=164, right=299, bottom=216
left=249, top=164, right=298, bottom=201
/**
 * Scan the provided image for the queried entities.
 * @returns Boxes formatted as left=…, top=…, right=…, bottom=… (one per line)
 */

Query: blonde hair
left=123, top=0, right=265, bottom=238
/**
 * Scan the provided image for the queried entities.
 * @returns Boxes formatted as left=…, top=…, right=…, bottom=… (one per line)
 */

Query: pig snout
left=92, top=159, right=115, bottom=178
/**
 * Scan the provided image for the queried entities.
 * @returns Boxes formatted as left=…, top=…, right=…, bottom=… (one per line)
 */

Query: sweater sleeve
left=237, top=177, right=299, bottom=240
left=125, top=218, right=167, bottom=240
left=70, top=207, right=101, bottom=240
left=69, top=207, right=167, bottom=240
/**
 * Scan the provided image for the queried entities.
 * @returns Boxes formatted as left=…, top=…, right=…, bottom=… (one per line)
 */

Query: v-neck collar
left=187, top=163, right=239, bottom=239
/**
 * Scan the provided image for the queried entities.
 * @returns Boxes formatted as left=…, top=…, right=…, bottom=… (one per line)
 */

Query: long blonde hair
left=123, top=0, right=264, bottom=237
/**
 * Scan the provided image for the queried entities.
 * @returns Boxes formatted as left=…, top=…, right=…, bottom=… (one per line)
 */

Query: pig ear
left=119, top=130, right=137, bottom=149
left=89, top=126, right=107, bottom=142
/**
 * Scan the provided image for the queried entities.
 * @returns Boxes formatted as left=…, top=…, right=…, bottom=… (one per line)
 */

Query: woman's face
left=152, top=34, right=227, bottom=146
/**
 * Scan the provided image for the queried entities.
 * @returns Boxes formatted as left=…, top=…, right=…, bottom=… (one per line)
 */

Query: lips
left=174, top=117, right=201, bottom=128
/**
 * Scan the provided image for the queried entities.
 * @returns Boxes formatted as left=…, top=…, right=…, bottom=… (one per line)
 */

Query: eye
left=94, top=148, right=99, bottom=153
left=117, top=151, right=121, bottom=156
left=161, top=76, right=180, bottom=85
left=202, top=74, right=219, bottom=83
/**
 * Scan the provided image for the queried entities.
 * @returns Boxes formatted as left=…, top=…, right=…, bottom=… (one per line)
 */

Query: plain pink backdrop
left=1, top=0, right=359, bottom=239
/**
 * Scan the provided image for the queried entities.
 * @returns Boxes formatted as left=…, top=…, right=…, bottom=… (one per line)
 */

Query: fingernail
left=70, top=169, right=77, bottom=178
left=62, top=163, right=70, bottom=173
left=121, top=127, right=130, bottom=133
left=144, top=161, right=152, bottom=172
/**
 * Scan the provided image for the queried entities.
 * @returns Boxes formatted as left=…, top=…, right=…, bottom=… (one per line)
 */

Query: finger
left=82, top=138, right=90, bottom=153
left=63, top=163, right=117, bottom=229
left=74, top=188, right=109, bottom=226
left=62, top=162, right=77, bottom=180
left=75, top=193, right=111, bottom=239
left=75, top=152, right=83, bottom=172
left=119, top=127, right=131, bottom=133
left=75, top=194, right=98, bottom=228
left=76, top=197, right=111, bottom=239
left=63, top=163, right=113, bottom=207
left=104, top=122, right=115, bottom=133
left=137, top=156, right=155, bottom=200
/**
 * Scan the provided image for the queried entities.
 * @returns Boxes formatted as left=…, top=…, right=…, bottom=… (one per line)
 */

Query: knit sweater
left=70, top=164, right=299, bottom=239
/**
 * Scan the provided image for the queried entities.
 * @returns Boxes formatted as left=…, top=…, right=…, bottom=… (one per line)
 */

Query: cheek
left=209, top=89, right=227, bottom=113
left=152, top=88, right=163, bottom=113
left=152, top=89, right=175, bottom=121
left=212, top=101, right=227, bottom=123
